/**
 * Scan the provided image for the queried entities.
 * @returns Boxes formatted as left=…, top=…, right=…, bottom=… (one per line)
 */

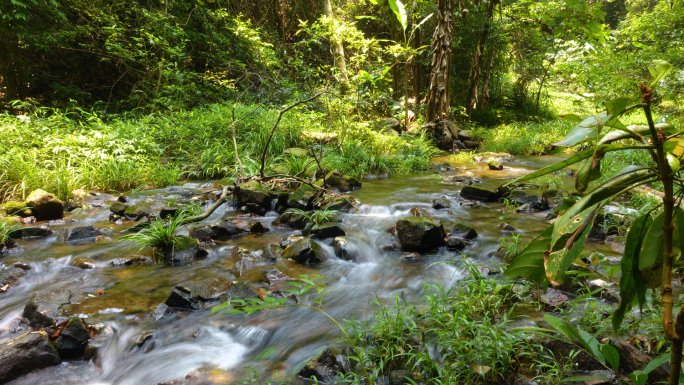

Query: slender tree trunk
left=321, top=0, right=348, bottom=83
left=535, top=54, right=556, bottom=112
left=426, top=0, right=453, bottom=123
left=479, top=46, right=495, bottom=112
left=465, top=0, right=497, bottom=120
left=411, top=26, right=421, bottom=106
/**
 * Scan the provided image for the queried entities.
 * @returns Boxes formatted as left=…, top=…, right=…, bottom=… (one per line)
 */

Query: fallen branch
left=180, top=185, right=234, bottom=225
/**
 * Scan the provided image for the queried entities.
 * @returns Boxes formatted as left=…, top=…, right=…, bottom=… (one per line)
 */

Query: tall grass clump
left=121, top=213, right=187, bottom=264
left=473, top=120, right=572, bottom=155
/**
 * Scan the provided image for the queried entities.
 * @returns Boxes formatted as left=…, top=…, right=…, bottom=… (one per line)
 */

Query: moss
left=290, top=184, right=316, bottom=202
left=3, top=201, right=27, bottom=216
left=173, top=235, right=198, bottom=251
left=402, top=216, right=441, bottom=228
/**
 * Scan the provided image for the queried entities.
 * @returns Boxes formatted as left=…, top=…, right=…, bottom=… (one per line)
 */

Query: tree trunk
left=0, top=30, right=23, bottom=109
left=465, top=0, right=497, bottom=120
left=426, top=0, right=453, bottom=123
left=479, top=46, right=495, bottom=112
left=321, top=0, right=348, bottom=84
left=411, top=26, right=421, bottom=106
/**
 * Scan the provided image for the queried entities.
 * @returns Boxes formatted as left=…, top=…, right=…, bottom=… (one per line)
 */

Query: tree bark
left=321, top=0, right=348, bottom=84
left=479, top=46, right=495, bottom=112
left=465, top=0, right=497, bottom=120
left=426, top=0, right=453, bottom=123
left=411, top=25, right=422, bottom=105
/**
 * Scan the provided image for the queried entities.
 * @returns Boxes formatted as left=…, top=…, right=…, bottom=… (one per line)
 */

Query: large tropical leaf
left=388, top=0, right=408, bottom=32
left=544, top=205, right=596, bottom=285
left=639, top=213, right=665, bottom=288
left=553, top=98, right=631, bottom=148
left=649, top=60, right=673, bottom=87
left=613, top=213, right=652, bottom=331
left=599, top=123, right=675, bottom=145
left=505, top=225, right=554, bottom=283
left=502, top=145, right=649, bottom=187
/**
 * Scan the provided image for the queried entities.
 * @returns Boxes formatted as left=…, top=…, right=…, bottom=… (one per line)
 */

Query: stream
left=0, top=154, right=623, bottom=385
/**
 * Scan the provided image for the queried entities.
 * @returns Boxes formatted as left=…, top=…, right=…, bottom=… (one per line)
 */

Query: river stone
left=408, top=207, right=430, bottom=217
left=3, top=201, right=30, bottom=217
left=23, top=289, right=74, bottom=328
left=332, top=237, right=359, bottom=261
left=488, top=160, right=503, bottom=170
left=71, top=257, right=96, bottom=269
left=233, top=251, right=269, bottom=276
left=236, top=220, right=268, bottom=233
left=282, top=237, right=324, bottom=265
left=188, top=221, right=244, bottom=240
left=612, top=339, right=669, bottom=384
left=279, top=235, right=303, bottom=249
left=11, top=226, right=53, bottom=239
left=432, top=198, right=451, bottom=209
left=396, top=217, right=445, bottom=252
left=288, top=185, right=318, bottom=210
left=321, top=170, right=362, bottom=193
left=265, top=269, right=290, bottom=285
left=124, top=200, right=153, bottom=221
left=236, top=180, right=276, bottom=209
left=109, top=256, right=149, bottom=266
left=262, top=243, right=282, bottom=261
left=319, top=196, right=355, bottom=212
left=0, top=332, right=61, bottom=383
left=63, top=226, right=104, bottom=242
left=54, top=317, right=90, bottom=358
left=307, top=223, right=346, bottom=239
left=446, top=237, right=470, bottom=251
left=165, top=286, right=202, bottom=310
left=218, top=282, right=260, bottom=306
left=273, top=210, right=309, bottom=230
left=499, top=222, right=516, bottom=232
left=0, top=265, right=29, bottom=289
left=161, top=235, right=207, bottom=265
left=159, top=206, right=181, bottom=220
left=297, top=348, right=345, bottom=383
left=151, top=303, right=174, bottom=321
left=243, top=203, right=267, bottom=216
left=459, top=185, right=501, bottom=202
left=26, top=189, right=64, bottom=220
left=109, top=201, right=129, bottom=216
left=507, top=190, right=549, bottom=212
left=451, top=223, right=478, bottom=239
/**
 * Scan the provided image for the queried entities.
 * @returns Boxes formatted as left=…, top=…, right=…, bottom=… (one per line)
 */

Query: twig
left=180, top=185, right=233, bottom=225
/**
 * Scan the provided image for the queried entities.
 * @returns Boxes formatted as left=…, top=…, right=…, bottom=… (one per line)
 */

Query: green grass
left=0, top=216, right=20, bottom=245
left=120, top=213, right=187, bottom=264
left=473, top=120, right=573, bottom=155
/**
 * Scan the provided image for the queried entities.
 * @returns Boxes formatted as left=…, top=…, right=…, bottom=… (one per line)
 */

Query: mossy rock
left=281, top=237, right=323, bottom=265
left=236, top=180, right=277, bottom=209
left=158, top=235, right=207, bottom=265
left=451, top=223, right=478, bottom=239
left=288, top=184, right=318, bottom=210
left=487, top=160, right=503, bottom=170
left=109, top=201, right=129, bottom=216
left=322, top=170, right=362, bottom=193
left=124, top=201, right=152, bottom=221
left=459, top=185, right=501, bottom=202
left=395, top=216, right=445, bottom=252
left=26, top=189, right=64, bottom=220
left=2, top=201, right=29, bottom=217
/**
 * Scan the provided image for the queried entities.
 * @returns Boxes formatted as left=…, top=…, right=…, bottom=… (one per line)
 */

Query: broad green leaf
left=649, top=60, right=673, bottom=87
left=578, top=330, right=605, bottom=365
left=613, top=214, right=652, bottom=331
left=505, top=225, right=554, bottom=283
left=665, top=137, right=684, bottom=159
left=575, top=157, right=601, bottom=194
left=388, top=0, right=408, bottom=32
left=545, top=207, right=596, bottom=285
left=630, top=371, right=648, bottom=385
left=559, top=113, right=582, bottom=123
left=564, top=375, right=614, bottom=383
left=605, top=97, right=630, bottom=116
left=642, top=352, right=670, bottom=373
left=503, top=145, right=649, bottom=187
left=598, top=344, right=620, bottom=371
left=640, top=213, right=665, bottom=288
left=554, top=110, right=631, bottom=148
left=597, top=123, right=675, bottom=145
left=667, top=153, right=680, bottom=173
left=542, top=314, right=570, bottom=339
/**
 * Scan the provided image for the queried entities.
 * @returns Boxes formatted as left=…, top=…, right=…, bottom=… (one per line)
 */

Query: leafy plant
left=0, top=217, right=19, bottom=246
left=504, top=60, right=684, bottom=384
left=287, top=208, right=340, bottom=230
left=120, top=212, right=187, bottom=264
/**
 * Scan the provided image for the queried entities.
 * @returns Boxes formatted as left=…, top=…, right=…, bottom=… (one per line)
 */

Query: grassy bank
left=0, top=101, right=440, bottom=202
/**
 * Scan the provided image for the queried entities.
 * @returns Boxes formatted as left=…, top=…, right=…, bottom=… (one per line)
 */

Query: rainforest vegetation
left=1, top=0, right=684, bottom=384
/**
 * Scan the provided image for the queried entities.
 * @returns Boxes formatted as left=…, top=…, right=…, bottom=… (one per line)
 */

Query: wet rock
left=507, top=190, right=549, bottom=212
left=279, top=235, right=303, bottom=249
left=2, top=201, right=30, bottom=217
left=188, top=221, right=244, bottom=240
left=109, top=201, right=129, bottom=216
left=499, top=222, right=516, bottom=232
left=243, top=203, right=267, bottom=216
left=460, top=200, right=481, bottom=207
left=319, top=196, right=355, bottom=212
left=0, top=332, right=61, bottom=383
left=236, top=180, right=277, bottom=209
left=23, top=290, right=74, bottom=328
left=265, top=269, right=290, bottom=285
left=408, top=207, right=431, bottom=217
left=321, top=170, right=362, bottom=193
left=159, top=206, right=181, bottom=220
left=54, top=317, right=90, bottom=358
left=0, top=265, right=29, bottom=289
left=218, top=282, right=260, bottom=306
left=332, top=237, right=359, bottom=261
left=380, top=117, right=402, bottom=134
left=262, top=243, right=282, bottom=261
left=539, top=288, right=570, bottom=310
left=63, top=226, right=104, bottom=242
left=273, top=210, right=309, bottom=230
left=613, top=339, right=669, bottom=383
left=124, top=200, right=153, bottom=221
left=233, top=251, right=269, bottom=276
left=288, top=184, right=318, bottom=210
left=588, top=225, right=607, bottom=242
left=11, top=226, right=52, bottom=239
left=161, top=235, right=207, bottom=264
left=272, top=289, right=299, bottom=305
left=487, top=160, right=504, bottom=170
left=71, top=257, right=96, bottom=269
left=26, top=189, right=64, bottom=220
left=446, top=237, right=470, bottom=251
left=297, top=348, right=345, bottom=383
left=175, top=278, right=230, bottom=303
left=389, top=369, right=411, bottom=385
left=282, top=237, right=324, bottom=265
left=236, top=220, right=269, bottom=234
left=307, top=223, right=346, bottom=239
left=464, top=140, right=480, bottom=149
left=451, top=223, right=478, bottom=239
left=459, top=185, right=501, bottom=202
left=165, top=286, right=201, bottom=310
left=400, top=252, right=424, bottom=262
left=395, top=217, right=445, bottom=252
left=21, top=216, right=36, bottom=224
left=109, top=256, right=149, bottom=266
left=432, top=197, right=451, bottom=209
left=151, top=303, right=174, bottom=321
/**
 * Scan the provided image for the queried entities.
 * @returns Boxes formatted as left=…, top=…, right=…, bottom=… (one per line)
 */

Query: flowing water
left=0, top=155, right=622, bottom=385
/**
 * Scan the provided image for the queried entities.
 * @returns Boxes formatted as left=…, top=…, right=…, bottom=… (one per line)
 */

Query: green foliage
left=0, top=217, right=20, bottom=245
left=287, top=208, right=340, bottom=230
left=474, top=120, right=571, bottom=155
left=120, top=212, right=187, bottom=264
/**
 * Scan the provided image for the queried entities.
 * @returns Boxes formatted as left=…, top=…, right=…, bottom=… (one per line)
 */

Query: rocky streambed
left=0, top=155, right=631, bottom=385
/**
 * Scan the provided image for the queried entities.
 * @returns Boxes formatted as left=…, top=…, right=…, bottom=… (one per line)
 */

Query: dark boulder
left=288, top=185, right=318, bottom=210
left=26, top=189, right=64, bottom=220
left=297, top=348, right=345, bottom=384
left=165, top=286, right=202, bottom=310
left=432, top=198, right=451, bottom=210
left=307, top=223, right=346, bottom=239
left=613, top=339, right=669, bottom=384
left=22, top=290, right=74, bottom=328
left=236, top=180, right=277, bottom=209
left=319, top=196, right=355, bottom=212
left=11, top=226, right=52, bottom=239
left=109, top=201, right=129, bottom=216
left=446, top=237, right=470, bottom=251
left=272, top=210, right=309, bottom=230
left=188, top=221, right=244, bottom=240
left=487, top=160, right=503, bottom=170
left=161, top=235, right=208, bottom=265
left=332, top=237, right=360, bottom=261
left=124, top=200, right=153, bottom=221
left=265, top=269, right=291, bottom=285
left=499, top=222, right=516, bottom=232
left=62, top=226, right=104, bottom=242
left=217, top=282, right=260, bottom=306
left=0, top=332, right=61, bottom=383
left=408, top=207, right=431, bottom=217
left=236, top=220, right=269, bottom=234
left=262, top=243, right=282, bottom=261
left=321, top=170, right=362, bottom=193
left=282, top=238, right=324, bottom=265
left=54, top=317, right=90, bottom=358
left=395, top=217, right=445, bottom=252
left=243, top=203, right=267, bottom=216
left=109, top=256, right=149, bottom=266
left=507, top=190, right=549, bottom=212
left=450, top=223, right=478, bottom=239
left=460, top=185, right=501, bottom=202
left=159, top=206, right=181, bottom=220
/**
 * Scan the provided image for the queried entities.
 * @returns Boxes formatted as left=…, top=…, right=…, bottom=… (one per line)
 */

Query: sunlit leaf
left=649, top=60, right=673, bottom=87
left=640, top=213, right=665, bottom=288
left=505, top=225, right=553, bottom=283
left=388, top=0, right=408, bottom=32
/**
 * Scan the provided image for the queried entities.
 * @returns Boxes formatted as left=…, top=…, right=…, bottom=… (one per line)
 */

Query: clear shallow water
left=0, top=154, right=620, bottom=385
